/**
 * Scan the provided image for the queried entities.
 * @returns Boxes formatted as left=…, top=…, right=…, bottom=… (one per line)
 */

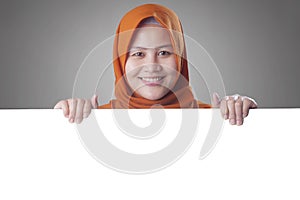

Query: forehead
left=129, top=25, right=172, bottom=48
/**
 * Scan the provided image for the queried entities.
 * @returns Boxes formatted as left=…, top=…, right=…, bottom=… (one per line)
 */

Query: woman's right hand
left=54, top=94, right=98, bottom=124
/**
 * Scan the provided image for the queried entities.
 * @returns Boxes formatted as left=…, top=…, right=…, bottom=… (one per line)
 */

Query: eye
left=131, top=51, right=144, bottom=57
left=158, top=50, right=172, bottom=56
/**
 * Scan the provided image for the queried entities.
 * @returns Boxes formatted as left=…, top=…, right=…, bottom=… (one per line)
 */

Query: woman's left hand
left=212, top=93, right=257, bottom=126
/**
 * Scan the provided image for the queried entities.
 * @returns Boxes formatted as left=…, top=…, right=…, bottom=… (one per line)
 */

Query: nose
left=143, top=54, right=162, bottom=72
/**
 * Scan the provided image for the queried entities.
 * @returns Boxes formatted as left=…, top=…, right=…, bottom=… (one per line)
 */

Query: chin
left=139, top=90, right=167, bottom=101
left=141, top=93, right=162, bottom=100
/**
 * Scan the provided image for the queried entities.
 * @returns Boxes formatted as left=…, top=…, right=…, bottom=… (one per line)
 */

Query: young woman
left=54, top=4, right=257, bottom=125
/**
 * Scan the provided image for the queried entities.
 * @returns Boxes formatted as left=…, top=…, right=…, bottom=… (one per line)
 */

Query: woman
left=54, top=4, right=257, bottom=125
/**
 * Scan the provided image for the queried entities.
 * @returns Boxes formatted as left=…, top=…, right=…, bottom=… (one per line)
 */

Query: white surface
left=0, top=109, right=299, bottom=199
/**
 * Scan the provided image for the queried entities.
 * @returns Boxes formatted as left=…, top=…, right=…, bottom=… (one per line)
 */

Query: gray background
left=0, top=0, right=299, bottom=108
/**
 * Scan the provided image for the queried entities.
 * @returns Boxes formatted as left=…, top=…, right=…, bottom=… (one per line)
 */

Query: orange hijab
left=98, top=4, right=211, bottom=109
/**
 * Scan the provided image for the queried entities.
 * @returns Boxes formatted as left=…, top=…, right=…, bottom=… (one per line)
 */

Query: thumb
left=54, top=101, right=61, bottom=109
left=91, top=94, right=98, bottom=109
left=212, top=92, right=221, bottom=108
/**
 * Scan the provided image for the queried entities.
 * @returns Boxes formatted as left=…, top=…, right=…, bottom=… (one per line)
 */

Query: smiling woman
left=98, top=4, right=211, bottom=109
left=54, top=3, right=257, bottom=125
left=125, top=24, right=178, bottom=101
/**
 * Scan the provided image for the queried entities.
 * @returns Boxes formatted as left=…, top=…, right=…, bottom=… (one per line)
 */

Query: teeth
left=141, top=77, right=163, bottom=82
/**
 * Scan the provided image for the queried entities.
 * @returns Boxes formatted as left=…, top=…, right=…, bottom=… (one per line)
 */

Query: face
left=125, top=24, right=178, bottom=100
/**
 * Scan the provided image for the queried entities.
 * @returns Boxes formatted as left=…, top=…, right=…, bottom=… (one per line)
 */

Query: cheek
left=170, top=56, right=178, bottom=70
left=124, top=61, right=141, bottom=89
left=163, top=56, right=177, bottom=70
left=165, top=58, right=178, bottom=76
left=124, top=60, right=133, bottom=75
left=164, top=60, right=180, bottom=88
left=125, top=59, right=136, bottom=80
left=125, top=59, right=143, bottom=76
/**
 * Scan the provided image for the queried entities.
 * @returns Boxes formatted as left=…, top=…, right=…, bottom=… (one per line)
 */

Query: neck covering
left=98, top=4, right=211, bottom=109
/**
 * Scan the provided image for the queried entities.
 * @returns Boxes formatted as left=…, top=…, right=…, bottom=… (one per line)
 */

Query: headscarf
left=98, top=4, right=211, bottom=109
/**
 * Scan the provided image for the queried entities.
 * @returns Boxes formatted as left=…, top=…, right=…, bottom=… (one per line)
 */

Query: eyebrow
left=129, top=44, right=173, bottom=51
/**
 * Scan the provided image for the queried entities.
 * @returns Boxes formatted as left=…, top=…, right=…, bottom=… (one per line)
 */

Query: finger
left=250, top=99, right=258, bottom=109
left=235, top=98, right=243, bottom=126
left=83, top=100, right=92, bottom=118
left=91, top=94, right=98, bottom=109
left=54, top=101, right=69, bottom=118
left=68, top=99, right=77, bottom=123
left=75, top=99, right=85, bottom=124
left=242, top=96, right=258, bottom=109
left=220, top=99, right=228, bottom=119
left=54, top=101, right=62, bottom=109
left=242, top=98, right=254, bottom=118
left=212, top=93, right=220, bottom=108
left=61, top=101, right=70, bottom=118
left=227, top=98, right=236, bottom=125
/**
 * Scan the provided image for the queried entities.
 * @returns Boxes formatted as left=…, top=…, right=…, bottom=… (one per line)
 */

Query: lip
left=138, top=76, right=165, bottom=86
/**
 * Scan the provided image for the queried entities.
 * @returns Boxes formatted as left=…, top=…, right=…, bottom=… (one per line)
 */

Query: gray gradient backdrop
left=0, top=0, right=299, bottom=108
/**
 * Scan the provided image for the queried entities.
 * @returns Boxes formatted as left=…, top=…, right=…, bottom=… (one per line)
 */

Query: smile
left=138, top=76, right=165, bottom=86
left=140, top=77, right=164, bottom=82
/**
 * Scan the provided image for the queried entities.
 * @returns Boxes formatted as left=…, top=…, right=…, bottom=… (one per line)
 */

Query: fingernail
left=230, top=119, right=236, bottom=125
left=224, top=115, right=228, bottom=119
left=69, top=118, right=74, bottom=123
left=236, top=120, right=242, bottom=126
left=76, top=118, right=81, bottom=124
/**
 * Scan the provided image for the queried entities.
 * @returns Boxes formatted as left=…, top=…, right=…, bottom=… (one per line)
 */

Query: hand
left=54, top=94, right=98, bottom=124
left=212, top=93, right=257, bottom=126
